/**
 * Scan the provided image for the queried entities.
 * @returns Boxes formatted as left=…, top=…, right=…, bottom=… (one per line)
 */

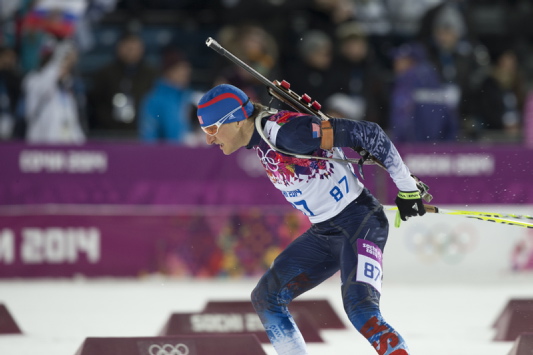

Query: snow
left=1, top=275, right=532, bottom=355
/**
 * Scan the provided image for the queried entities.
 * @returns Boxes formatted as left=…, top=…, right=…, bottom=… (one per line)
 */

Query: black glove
left=395, top=191, right=426, bottom=222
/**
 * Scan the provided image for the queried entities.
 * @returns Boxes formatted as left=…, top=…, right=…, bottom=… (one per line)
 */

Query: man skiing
left=197, top=83, right=425, bottom=355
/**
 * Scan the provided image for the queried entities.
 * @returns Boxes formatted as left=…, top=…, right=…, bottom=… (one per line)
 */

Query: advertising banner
left=0, top=207, right=310, bottom=278
left=0, top=142, right=531, bottom=206
left=1, top=205, right=531, bottom=279
left=0, top=142, right=532, bottom=279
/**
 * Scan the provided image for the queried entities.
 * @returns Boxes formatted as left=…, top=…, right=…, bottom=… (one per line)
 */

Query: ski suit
left=247, top=110, right=416, bottom=355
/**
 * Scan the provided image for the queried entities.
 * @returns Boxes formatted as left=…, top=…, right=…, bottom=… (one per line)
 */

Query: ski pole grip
left=206, top=37, right=225, bottom=56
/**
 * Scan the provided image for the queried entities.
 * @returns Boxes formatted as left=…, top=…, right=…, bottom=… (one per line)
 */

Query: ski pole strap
left=320, top=120, right=334, bottom=150
left=397, top=191, right=421, bottom=199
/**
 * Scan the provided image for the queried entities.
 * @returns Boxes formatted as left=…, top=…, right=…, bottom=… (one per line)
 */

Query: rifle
left=205, top=37, right=432, bottom=203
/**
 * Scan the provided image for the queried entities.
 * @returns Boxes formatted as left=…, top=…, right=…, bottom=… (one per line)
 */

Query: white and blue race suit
left=246, top=111, right=415, bottom=355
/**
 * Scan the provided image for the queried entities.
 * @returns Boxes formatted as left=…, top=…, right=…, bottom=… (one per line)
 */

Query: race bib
left=356, top=239, right=383, bottom=293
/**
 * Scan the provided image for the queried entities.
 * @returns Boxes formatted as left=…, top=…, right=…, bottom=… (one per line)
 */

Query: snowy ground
left=1, top=275, right=532, bottom=355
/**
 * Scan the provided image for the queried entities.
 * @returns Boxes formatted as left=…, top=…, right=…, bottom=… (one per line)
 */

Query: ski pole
left=385, top=205, right=533, bottom=229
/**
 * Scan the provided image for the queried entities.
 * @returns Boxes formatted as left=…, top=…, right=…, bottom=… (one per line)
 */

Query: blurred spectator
left=213, top=24, right=279, bottom=104
left=75, top=0, right=119, bottom=53
left=0, top=45, right=23, bottom=140
left=352, top=0, right=391, bottom=36
left=0, top=0, right=26, bottom=47
left=19, top=0, right=88, bottom=72
left=387, top=0, right=443, bottom=41
left=417, top=2, right=489, bottom=139
left=0, top=1, right=22, bottom=23
left=389, top=42, right=459, bottom=142
left=470, top=47, right=526, bottom=142
left=307, top=0, right=356, bottom=37
left=417, top=0, right=478, bottom=53
left=283, top=29, right=342, bottom=106
left=23, top=40, right=86, bottom=144
left=326, top=22, right=390, bottom=128
left=276, top=0, right=355, bottom=73
left=89, top=32, right=157, bottom=139
left=139, top=47, right=202, bottom=144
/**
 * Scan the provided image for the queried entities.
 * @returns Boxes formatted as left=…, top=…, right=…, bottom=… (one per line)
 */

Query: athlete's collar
left=246, top=110, right=276, bottom=149
left=246, top=119, right=263, bottom=149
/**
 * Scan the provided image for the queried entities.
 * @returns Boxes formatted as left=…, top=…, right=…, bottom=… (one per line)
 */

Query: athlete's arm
left=330, top=118, right=417, bottom=191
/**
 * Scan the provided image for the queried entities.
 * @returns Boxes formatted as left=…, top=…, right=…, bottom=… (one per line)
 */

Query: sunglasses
left=201, top=98, right=250, bottom=136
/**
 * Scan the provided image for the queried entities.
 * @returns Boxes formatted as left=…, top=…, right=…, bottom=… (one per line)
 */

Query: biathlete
left=197, top=84, right=426, bottom=355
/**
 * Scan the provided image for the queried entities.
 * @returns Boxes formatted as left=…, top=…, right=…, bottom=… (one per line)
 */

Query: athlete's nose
left=205, top=134, right=216, bottom=145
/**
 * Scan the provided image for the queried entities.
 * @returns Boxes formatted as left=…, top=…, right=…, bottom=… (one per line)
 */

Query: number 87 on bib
left=356, top=239, right=383, bottom=293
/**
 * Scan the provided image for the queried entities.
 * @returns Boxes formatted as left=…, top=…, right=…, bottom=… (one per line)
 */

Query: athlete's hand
left=395, top=191, right=426, bottom=224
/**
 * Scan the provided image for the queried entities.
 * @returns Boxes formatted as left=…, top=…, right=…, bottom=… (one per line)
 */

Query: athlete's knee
left=251, top=271, right=278, bottom=313
left=250, top=280, right=263, bottom=311
left=252, top=270, right=297, bottom=317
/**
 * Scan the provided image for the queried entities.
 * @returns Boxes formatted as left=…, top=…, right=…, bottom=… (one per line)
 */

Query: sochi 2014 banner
left=1, top=205, right=531, bottom=278
left=0, top=206, right=310, bottom=278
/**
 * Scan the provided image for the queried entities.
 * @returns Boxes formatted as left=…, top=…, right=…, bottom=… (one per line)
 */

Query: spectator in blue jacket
left=389, top=42, right=459, bottom=142
left=139, top=48, right=200, bottom=144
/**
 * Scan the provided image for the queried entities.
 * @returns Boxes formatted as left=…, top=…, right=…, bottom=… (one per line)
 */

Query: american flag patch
left=312, top=123, right=321, bottom=138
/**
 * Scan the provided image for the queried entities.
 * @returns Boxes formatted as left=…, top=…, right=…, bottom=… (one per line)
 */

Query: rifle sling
left=320, top=120, right=334, bottom=150
left=254, top=111, right=359, bottom=166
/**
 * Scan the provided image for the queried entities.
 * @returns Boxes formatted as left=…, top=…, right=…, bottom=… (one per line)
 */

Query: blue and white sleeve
left=330, top=118, right=418, bottom=192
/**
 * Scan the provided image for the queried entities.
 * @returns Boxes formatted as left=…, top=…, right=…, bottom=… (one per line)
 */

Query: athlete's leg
left=332, top=190, right=410, bottom=354
left=343, top=282, right=409, bottom=355
left=251, top=229, right=338, bottom=355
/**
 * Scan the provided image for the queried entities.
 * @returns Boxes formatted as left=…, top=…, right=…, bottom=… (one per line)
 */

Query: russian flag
left=312, top=123, right=321, bottom=138
left=23, top=0, right=87, bottom=38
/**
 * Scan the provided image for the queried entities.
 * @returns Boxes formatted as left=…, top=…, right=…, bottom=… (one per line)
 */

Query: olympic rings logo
left=256, top=148, right=280, bottom=172
left=404, top=223, right=478, bottom=264
left=148, top=343, right=190, bottom=355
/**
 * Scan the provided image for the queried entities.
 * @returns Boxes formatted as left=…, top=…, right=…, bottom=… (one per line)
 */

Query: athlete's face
left=205, top=121, right=243, bottom=155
